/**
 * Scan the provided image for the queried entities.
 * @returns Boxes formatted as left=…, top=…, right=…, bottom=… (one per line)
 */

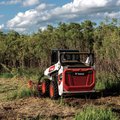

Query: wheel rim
left=50, top=84, right=54, bottom=97
left=42, top=82, right=46, bottom=94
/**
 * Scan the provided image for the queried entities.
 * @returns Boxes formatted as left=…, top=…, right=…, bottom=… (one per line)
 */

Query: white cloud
left=92, top=11, right=120, bottom=19
left=7, top=3, right=49, bottom=31
left=0, top=24, right=4, bottom=30
left=36, top=3, right=47, bottom=10
left=8, top=0, right=21, bottom=5
left=0, top=0, right=21, bottom=5
left=23, top=0, right=39, bottom=7
left=61, top=0, right=109, bottom=13
left=7, top=10, right=38, bottom=28
left=6, top=0, right=120, bottom=33
left=13, top=28, right=26, bottom=32
left=0, top=0, right=40, bottom=6
left=39, top=26, right=47, bottom=31
left=0, top=14, right=4, bottom=18
left=117, top=0, right=120, bottom=5
left=104, top=11, right=120, bottom=18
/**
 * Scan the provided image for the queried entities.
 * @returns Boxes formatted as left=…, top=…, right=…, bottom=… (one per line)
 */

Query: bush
left=95, top=72, right=120, bottom=91
left=17, top=88, right=32, bottom=98
left=0, top=73, right=13, bottom=78
left=75, top=106, right=119, bottom=120
left=7, top=87, right=33, bottom=100
left=10, top=68, right=41, bottom=80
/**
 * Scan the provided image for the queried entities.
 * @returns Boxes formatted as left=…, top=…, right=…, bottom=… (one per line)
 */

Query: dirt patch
left=0, top=96, right=120, bottom=120
left=64, top=96, right=120, bottom=107
left=0, top=97, right=76, bottom=120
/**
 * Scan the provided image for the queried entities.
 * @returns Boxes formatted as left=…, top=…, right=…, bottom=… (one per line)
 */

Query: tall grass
left=95, top=72, right=120, bottom=91
left=6, top=85, right=33, bottom=100
left=0, top=77, right=39, bottom=101
left=75, top=106, right=119, bottom=120
left=8, top=86, right=38, bottom=100
left=0, top=68, right=41, bottom=101
left=0, top=67, right=42, bottom=81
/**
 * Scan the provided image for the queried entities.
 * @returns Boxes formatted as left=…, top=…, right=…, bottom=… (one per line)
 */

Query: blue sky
left=0, top=0, right=120, bottom=33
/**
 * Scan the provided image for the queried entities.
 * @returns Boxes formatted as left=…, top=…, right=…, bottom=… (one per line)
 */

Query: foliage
left=0, top=77, right=39, bottom=101
left=7, top=83, right=38, bottom=100
left=95, top=72, right=120, bottom=91
left=0, top=21, right=96, bottom=71
left=75, top=106, right=119, bottom=120
left=17, top=87, right=32, bottom=98
left=0, top=18, right=120, bottom=79
left=0, top=73, right=13, bottom=78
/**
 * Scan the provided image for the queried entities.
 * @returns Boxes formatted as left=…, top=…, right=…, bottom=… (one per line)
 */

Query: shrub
left=0, top=73, right=13, bottom=78
left=95, top=72, right=120, bottom=91
left=17, top=87, right=32, bottom=98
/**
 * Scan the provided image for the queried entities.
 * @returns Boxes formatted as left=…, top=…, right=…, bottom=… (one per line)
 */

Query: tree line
left=0, top=19, right=120, bottom=75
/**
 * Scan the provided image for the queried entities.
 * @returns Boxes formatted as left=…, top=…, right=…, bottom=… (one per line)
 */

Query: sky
left=0, top=0, right=120, bottom=33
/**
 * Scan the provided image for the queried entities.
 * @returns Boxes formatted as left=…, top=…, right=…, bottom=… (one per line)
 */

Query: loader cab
left=51, top=49, right=94, bottom=67
left=51, top=49, right=80, bottom=65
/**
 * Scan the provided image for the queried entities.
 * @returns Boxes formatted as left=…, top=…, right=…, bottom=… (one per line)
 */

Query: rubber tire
left=49, top=81, right=59, bottom=99
left=41, top=79, right=50, bottom=96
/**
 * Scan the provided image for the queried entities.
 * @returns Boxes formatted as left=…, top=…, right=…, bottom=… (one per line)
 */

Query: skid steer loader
left=39, top=49, right=95, bottom=99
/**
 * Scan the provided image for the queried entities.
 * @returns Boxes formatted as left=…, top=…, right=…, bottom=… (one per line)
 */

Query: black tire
left=49, top=81, right=59, bottom=99
left=41, top=79, right=50, bottom=96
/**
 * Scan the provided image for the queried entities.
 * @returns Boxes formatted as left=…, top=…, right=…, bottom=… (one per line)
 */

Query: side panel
left=58, top=66, right=63, bottom=95
left=44, top=61, right=61, bottom=80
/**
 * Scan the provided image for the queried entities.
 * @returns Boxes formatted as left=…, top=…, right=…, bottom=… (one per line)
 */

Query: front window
left=60, top=52, right=94, bottom=66
left=60, top=52, right=80, bottom=65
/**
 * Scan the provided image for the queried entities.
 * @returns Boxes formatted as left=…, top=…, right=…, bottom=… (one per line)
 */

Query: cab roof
left=52, top=49, right=79, bottom=53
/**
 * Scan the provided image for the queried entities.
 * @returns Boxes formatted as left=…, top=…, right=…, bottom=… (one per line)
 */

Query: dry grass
left=0, top=77, right=34, bottom=102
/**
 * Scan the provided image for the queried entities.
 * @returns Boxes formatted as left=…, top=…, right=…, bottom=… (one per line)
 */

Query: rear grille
left=65, top=71, right=93, bottom=87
